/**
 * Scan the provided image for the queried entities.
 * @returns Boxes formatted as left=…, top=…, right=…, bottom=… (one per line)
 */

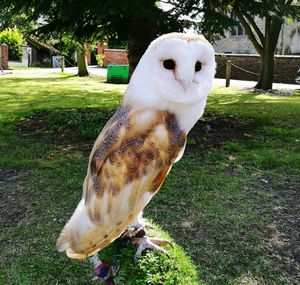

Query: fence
left=215, top=53, right=300, bottom=84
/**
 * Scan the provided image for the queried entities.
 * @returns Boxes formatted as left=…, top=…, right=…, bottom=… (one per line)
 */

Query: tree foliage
left=167, top=0, right=300, bottom=89
left=0, top=5, right=37, bottom=35
left=0, top=0, right=184, bottom=74
left=0, top=27, right=24, bottom=60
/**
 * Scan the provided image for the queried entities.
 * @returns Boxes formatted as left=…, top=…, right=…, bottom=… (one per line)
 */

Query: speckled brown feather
left=57, top=105, right=186, bottom=259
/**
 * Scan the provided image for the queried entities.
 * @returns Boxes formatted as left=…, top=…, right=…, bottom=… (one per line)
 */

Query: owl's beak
left=178, top=79, right=190, bottom=91
left=175, top=67, right=193, bottom=92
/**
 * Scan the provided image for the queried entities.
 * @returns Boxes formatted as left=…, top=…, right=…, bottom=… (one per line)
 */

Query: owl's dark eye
left=163, top=59, right=175, bottom=70
left=195, top=61, right=202, bottom=72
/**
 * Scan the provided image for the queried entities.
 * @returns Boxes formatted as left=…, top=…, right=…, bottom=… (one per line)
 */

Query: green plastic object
left=107, top=64, right=129, bottom=84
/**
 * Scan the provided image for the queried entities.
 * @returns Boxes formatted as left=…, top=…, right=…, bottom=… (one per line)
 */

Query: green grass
left=0, top=72, right=299, bottom=284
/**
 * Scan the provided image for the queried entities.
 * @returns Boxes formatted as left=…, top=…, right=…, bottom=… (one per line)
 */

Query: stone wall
left=0, top=44, right=9, bottom=69
left=215, top=54, right=300, bottom=84
left=103, top=49, right=128, bottom=67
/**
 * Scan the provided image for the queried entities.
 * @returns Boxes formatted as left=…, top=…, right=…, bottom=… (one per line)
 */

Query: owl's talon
left=144, top=223, right=155, bottom=230
left=132, top=236, right=172, bottom=261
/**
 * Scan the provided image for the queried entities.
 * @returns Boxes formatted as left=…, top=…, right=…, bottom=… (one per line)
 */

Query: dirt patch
left=0, top=168, right=35, bottom=269
left=0, top=168, right=30, bottom=228
left=245, top=180, right=300, bottom=282
left=253, top=88, right=300, bottom=96
left=188, top=113, right=256, bottom=149
left=0, top=168, right=20, bottom=182
left=264, top=185, right=300, bottom=278
left=17, top=110, right=255, bottom=152
left=17, top=108, right=115, bottom=151
left=17, top=111, right=47, bottom=138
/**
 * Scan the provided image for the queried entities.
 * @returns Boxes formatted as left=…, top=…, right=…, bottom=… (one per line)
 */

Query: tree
left=0, top=2, right=100, bottom=76
left=167, top=0, right=300, bottom=90
left=0, top=6, right=37, bottom=34
left=0, top=0, right=183, bottom=77
left=54, top=37, right=89, bottom=76
left=77, top=45, right=89, bottom=77
left=0, top=27, right=24, bottom=60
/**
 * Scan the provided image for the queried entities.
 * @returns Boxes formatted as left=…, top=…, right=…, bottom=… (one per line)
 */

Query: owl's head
left=125, top=33, right=216, bottom=110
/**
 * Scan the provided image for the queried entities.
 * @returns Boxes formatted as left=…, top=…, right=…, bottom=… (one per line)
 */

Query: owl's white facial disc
left=148, top=35, right=215, bottom=104
left=125, top=33, right=216, bottom=109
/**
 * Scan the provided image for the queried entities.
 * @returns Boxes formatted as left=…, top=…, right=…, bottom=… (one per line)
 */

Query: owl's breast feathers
left=57, top=105, right=186, bottom=259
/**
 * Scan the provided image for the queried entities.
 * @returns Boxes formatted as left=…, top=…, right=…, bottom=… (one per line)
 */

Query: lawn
left=0, top=71, right=299, bottom=285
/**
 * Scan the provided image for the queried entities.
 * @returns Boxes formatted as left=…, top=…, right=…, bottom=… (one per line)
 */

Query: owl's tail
left=56, top=199, right=96, bottom=259
left=56, top=198, right=124, bottom=260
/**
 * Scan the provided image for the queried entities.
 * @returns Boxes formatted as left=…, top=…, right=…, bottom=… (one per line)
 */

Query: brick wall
left=97, top=43, right=107, bottom=56
left=0, top=44, right=9, bottom=69
left=85, top=50, right=91, bottom=65
left=215, top=53, right=300, bottom=84
left=103, top=49, right=128, bottom=67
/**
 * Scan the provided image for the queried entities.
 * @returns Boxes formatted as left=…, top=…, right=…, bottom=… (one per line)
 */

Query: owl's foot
left=121, top=224, right=172, bottom=261
left=131, top=236, right=173, bottom=261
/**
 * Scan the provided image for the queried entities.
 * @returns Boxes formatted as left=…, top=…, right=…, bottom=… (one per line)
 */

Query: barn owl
left=57, top=33, right=215, bottom=261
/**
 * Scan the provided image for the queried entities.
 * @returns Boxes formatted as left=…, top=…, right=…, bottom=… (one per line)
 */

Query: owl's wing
left=56, top=106, right=186, bottom=259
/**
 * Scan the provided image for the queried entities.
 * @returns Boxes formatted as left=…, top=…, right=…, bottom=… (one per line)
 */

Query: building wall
left=214, top=18, right=300, bottom=55
left=31, top=47, right=38, bottom=65
left=85, top=51, right=91, bottom=65
left=285, top=22, right=300, bottom=54
left=0, top=44, right=9, bottom=69
left=9, top=46, right=30, bottom=67
left=103, top=49, right=129, bottom=67
left=215, top=53, right=300, bottom=84
left=214, top=34, right=256, bottom=54
left=97, top=43, right=107, bottom=55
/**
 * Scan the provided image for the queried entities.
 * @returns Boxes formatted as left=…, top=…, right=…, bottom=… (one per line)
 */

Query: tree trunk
left=261, top=46, right=275, bottom=90
left=255, top=16, right=282, bottom=90
left=77, top=48, right=89, bottom=77
left=255, top=53, right=264, bottom=89
left=127, top=19, right=156, bottom=79
left=236, top=10, right=283, bottom=90
left=255, top=48, right=275, bottom=90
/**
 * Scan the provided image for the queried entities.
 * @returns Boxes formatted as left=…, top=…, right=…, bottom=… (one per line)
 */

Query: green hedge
left=0, top=27, right=24, bottom=60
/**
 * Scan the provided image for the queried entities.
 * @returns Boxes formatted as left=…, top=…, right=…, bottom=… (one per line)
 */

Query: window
left=230, top=13, right=245, bottom=36
left=231, top=26, right=237, bottom=36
